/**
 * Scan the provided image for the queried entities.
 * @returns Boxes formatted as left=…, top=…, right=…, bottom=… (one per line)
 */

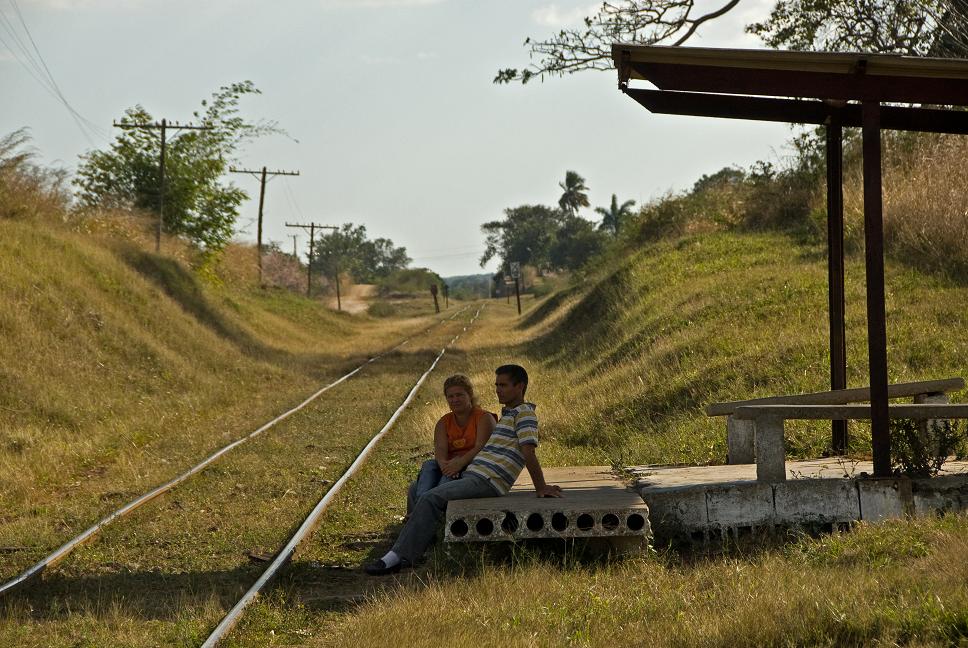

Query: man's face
left=494, top=373, right=524, bottom=405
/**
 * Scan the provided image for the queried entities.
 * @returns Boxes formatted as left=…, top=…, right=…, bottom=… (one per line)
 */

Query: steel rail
left=201, top=304, right=485, bottom=647
left=0, top=305, right=473, bottom=598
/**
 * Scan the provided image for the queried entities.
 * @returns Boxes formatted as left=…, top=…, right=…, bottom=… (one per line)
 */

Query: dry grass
left=843, top=133, right=968, bottom=277
left=0, top=213, right=445, bottom=578
left=311, top=515, right=968, bottom=647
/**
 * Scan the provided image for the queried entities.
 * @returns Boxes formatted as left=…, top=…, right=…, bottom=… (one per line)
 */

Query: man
left=365, top=363, right=561, bottom=575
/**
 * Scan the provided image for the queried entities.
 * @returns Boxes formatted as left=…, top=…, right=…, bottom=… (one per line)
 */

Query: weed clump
left=891, top=418, right=968, bottom=477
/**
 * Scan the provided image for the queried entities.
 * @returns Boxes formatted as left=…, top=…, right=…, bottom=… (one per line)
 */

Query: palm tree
left=558, top=170, right=590, bottom=216
left=595, top=194, right=636, bottom=236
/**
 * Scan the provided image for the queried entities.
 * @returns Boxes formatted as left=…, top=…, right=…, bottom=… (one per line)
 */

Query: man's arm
left=446, top=412, right=494, bottom=474
left=521, top=444, right=562, bottom=498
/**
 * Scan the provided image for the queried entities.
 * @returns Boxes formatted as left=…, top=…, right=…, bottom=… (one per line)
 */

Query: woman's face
left=445, top=385, right=472, bottom=414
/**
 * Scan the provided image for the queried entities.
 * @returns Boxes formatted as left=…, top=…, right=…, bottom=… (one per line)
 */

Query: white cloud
left=531, top=3, right=599, bottom=28
left=0, top=49, right=15, bottom=63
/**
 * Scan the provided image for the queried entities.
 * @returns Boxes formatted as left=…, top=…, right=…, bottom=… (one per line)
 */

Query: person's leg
left=406, top=479, right=419, bottom=516
left=391, top=474, right=498, bottom=564
left=412, top=459, right=443, bottom=502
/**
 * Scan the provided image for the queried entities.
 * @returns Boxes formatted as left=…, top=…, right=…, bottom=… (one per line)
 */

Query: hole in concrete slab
left=526, top=513, right=544, bottom=531
left=476, top=518, right=494, bottom=536
left=626, top=514, right=645, bottom=531
left=576, top=514, right=595, bottom=531
left=551, top=512, right=569, bottom=531
left=450, top=520, right=468, bottom=538
left=602, top=513, right=620, bottom=531
left=501, top=512, right=519, bottom=534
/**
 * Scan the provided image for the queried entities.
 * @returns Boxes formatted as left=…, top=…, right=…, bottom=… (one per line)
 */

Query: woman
left=410, top=374, right=496, bottom=507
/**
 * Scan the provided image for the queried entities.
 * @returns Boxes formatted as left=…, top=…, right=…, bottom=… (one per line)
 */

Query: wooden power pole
left=286, top=223, right=340, bottom=307
left=230, top=166, right=300, bottom=285
left=113, top=119, right=213, bottom=253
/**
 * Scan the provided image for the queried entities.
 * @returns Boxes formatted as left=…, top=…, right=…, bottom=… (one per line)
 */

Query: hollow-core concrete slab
left=445, top=466, right=651, bottom=542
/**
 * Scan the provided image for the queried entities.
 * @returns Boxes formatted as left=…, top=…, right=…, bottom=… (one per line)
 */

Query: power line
left=0, top=1, right=107, bottom=144
left=230, top=166, right=300, bottom=285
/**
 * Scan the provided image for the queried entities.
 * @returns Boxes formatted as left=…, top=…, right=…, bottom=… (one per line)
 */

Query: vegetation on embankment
left=0, top=212, right=440, bottom=574
left=620, top=131, right=968, bottom=281
left=230, top=225, right=968, bottom=647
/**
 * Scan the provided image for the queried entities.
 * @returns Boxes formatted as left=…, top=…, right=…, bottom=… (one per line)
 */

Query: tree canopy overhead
left=495, top=0, right=968, bottom=84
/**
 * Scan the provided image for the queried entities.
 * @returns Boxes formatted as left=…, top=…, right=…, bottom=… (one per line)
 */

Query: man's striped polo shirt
left=466, top=402, right=538, bottom=495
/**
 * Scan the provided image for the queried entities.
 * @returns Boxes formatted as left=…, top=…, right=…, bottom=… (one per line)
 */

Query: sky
left=1, top=0, right=795, bottom=277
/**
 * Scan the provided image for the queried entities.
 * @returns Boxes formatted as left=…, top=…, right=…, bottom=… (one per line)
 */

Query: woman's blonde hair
left=443, top=374, right=479, bottom=407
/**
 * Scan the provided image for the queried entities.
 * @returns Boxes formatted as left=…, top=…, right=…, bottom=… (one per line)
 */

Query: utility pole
left=113, top=119, right=213, bottom=253
left=285, top=222, right=340, bottom=307
left=289, top=235, right=298, bottom=258
left=230, top=166, right=300, bottom=285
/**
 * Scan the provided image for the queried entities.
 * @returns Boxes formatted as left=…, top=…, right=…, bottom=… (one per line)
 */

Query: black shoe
left=363, top=558, right=409, bottom=576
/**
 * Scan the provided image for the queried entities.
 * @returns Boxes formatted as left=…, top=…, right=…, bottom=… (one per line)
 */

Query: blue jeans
left=394, top=472, right=500, bottom=562
left=413, top=459, right=457, bottom=504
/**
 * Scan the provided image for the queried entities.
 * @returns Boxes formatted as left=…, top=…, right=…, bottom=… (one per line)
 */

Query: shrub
left=367, top=301, right=397, bottom=317
left=891, top=418, right=967, bottom=477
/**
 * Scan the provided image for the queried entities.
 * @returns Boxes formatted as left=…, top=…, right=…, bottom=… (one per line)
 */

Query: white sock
left=380, top=550, right=400, bottom=567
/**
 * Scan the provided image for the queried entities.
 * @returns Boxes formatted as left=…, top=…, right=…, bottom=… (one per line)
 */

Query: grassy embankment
left=219, top=229, right=967, bottom=647
left=0, top=213, right=480, bottom=645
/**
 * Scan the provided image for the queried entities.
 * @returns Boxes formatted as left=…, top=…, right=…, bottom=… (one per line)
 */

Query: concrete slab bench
left=707, top=377, right=965, bottom=465
left=733, top=403, right=968, bottom=481
left=444, top=466, right=651, bottom=543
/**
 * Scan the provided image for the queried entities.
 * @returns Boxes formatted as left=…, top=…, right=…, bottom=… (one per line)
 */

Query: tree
left=595, top=193, right=637, bottom=235
left=311, top=223, right=410, bottom=284
left=550, top=214, right=607, bottom=269
left=558, top=170, right=590, bottom=217
left=748, top=0, right=968, bottom=56
left=495, top=0, right=968, bottom=84
left=74, top=81, right=278, bottom=253
left=480, top=204, right=561, bottom=273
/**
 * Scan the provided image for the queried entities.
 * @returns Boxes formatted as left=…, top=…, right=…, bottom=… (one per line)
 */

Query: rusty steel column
left=862, top=101, right=891, bottom=477
left=826, top=115, right=848, bottom=454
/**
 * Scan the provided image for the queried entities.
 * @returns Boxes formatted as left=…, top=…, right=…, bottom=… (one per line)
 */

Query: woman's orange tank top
left=444, top=407, right=486, bottom=459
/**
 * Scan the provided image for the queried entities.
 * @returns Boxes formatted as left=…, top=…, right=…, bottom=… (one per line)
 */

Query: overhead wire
left=1, top=0, right=108, bottom=145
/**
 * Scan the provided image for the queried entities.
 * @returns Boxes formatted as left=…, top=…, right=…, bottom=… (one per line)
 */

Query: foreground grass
left=311, top=515, right=968, bottom=647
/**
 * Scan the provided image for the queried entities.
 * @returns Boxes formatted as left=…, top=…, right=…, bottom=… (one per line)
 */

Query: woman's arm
left=433, top=418, right=449, bottom=469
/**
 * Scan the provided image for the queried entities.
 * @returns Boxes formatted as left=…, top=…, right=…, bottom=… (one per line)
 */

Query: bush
left=377, top=267, right=442, bottom=296
left=0, top=129, right=70, bottom=222
left=530, top=282, right=554, bottom=299
left=891, top=418, right=967, bottom=477
left=367, top=301, right=398, bottom=318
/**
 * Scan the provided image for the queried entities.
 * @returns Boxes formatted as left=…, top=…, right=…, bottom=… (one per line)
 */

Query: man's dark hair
left=496, top=364, right=528, bottom=395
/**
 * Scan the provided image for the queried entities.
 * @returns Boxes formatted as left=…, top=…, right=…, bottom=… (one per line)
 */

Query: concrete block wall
left=638, top=473, right=968, bottom=542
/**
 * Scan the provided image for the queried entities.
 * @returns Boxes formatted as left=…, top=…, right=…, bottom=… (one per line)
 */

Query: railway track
left=0, top=305, right=475, bottom=600
left=202, top=303, right=485, bottom=646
